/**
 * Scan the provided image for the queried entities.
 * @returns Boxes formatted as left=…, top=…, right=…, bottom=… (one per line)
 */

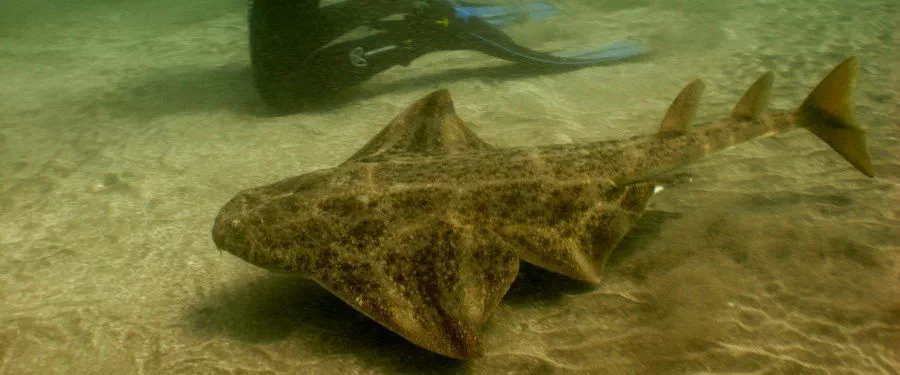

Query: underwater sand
left=1, top=0, right=897, bottom=374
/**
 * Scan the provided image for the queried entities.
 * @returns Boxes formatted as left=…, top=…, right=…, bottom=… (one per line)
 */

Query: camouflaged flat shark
left=212, top=57, right=874, bottom=359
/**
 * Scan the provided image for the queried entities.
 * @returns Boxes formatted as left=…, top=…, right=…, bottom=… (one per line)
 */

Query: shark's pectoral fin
left=309, top=217, right=518, bottom=359
left=344, top=89, right=495, bottom=164
left=504, top=182, right=657, bottom=283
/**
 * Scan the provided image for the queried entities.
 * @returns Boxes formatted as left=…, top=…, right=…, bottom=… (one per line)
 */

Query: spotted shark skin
left=212, top=57, right=874, bottom=359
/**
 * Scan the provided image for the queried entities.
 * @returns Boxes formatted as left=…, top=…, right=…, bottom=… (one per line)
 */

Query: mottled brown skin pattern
left=212, top=95, right=795, bottom=359
left=212, top=93, right=782, bottom=357
left=213, top=58, right=874, bottom=359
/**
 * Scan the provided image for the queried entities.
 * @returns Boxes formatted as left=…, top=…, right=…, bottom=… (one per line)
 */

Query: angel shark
left=212, top=57, right=874, bottom=359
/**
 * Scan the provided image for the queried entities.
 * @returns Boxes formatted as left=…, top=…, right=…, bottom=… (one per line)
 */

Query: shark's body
left=212, top=57, right=874, bottom=359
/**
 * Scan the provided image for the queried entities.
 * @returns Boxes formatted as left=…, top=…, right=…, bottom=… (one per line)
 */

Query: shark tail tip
left=796, top=56, right=875, bottom=178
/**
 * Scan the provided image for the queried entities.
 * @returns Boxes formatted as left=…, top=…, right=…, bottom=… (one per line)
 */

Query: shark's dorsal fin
left=731, top=72, right=774, bottom=120
left=344, top=89, right=495, bottom=164
left=658, top=79, right=704, bottom=136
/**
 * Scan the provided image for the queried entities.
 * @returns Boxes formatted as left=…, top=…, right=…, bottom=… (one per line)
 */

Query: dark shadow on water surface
left=606, top=210, right=683, bottom=269
left=187, top=274, right=466, bottom=374
left=97, top=56, right=649, bottom=120
left=503, top=263, right=596, bottom=306
left=186, top=210, right=678, bottom=373
left=274, top=55, right=652, bottom=116
left=84, top=64, right=262, bottom=121
left=503, top=209, right=682, bottom=305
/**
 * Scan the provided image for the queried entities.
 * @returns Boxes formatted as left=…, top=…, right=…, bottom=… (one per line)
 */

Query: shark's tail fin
left=795, top=56, right=875, bottom=177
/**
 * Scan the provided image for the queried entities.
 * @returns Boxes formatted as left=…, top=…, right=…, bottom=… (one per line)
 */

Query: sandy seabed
left=1, top=0, right=898, bottom=374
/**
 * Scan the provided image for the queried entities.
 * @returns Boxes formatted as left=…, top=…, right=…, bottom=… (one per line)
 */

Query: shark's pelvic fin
left=732, top=71, right=774, bottom=120
left=344, top=89, right=495, bottom=164
left=796, top=56, right=875, bottom=177
left=658, top=79, right=704, bottom=136
left=309, top=217, right=519, bottom=359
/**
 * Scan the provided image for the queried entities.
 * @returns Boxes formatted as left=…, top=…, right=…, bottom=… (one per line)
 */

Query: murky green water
left=1, top=1, right=897, bottom=374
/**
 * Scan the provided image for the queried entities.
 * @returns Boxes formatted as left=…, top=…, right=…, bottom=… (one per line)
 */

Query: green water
left=0, top=0, right=897, bottom=374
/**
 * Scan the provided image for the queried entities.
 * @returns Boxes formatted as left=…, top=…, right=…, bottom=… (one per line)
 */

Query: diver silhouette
left=249, top=0, right=646, bottom=112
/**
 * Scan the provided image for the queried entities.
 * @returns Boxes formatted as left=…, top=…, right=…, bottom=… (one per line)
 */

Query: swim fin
left=453, top=1, right=559, bottom=28
left=437, top=1, right=648, bottom=67
left=467, top=30, right=648, bottom=67
left=550, top=40, right=647, bottom=63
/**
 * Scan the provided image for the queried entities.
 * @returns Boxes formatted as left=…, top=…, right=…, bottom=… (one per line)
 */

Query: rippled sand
left=1, top=0, right=897, bottom=374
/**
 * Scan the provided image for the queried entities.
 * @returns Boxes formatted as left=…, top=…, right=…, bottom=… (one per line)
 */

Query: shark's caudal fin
left=796, top=56, right=875, bottom=177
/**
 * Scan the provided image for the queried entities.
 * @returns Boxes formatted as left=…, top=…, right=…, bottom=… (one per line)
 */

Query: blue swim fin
left=550, top=40, right=647, bottom=64
left=447, top=2, right=647, bottom=66
left=453, top=1, right=559, bottom=28
left=468, top=30, right=648, bottom=67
